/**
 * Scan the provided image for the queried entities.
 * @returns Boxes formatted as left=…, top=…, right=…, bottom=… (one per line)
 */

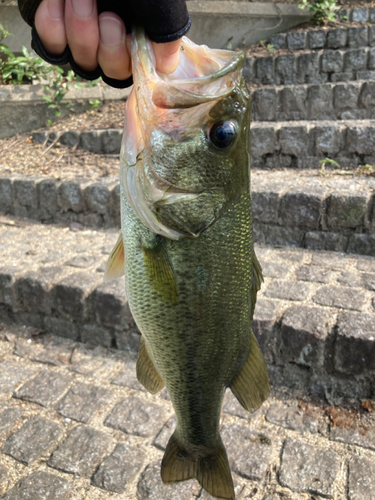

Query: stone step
left=0, top=216, right=374, bottom=399
left=245, top=46, right=375, bottom=87
left=250, top=80, right=375, bottom=122
left=29, top=119, right=375, bottom=171
left=1, top=170, right=374, bottom=255
left=250, top=119, right=375, bottom=170
left=268, top=19, right=375, bottom=53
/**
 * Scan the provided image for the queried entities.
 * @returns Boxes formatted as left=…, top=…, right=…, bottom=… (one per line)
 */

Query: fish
left=105, top=26, right=270, bottom=500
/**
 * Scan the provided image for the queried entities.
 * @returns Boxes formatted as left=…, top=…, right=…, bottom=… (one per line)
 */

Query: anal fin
left=162, top=432, right=234, bottom=500
left=136, top=336, right=164, bottom=394
left=230, top=331, right=270, bottom=413
left=104, top=231, right=125, bottom=282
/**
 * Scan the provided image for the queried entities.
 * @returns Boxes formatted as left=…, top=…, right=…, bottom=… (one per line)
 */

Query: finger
left=152, top=39, right=181, bottom=74
left=35, top=0, right=67, bottom=56
left=97, top=13, right=132, bottom=81
left=65, top=0, right=99, bottom=72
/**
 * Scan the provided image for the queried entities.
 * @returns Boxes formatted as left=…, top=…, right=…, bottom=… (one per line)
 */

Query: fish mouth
left=132, top=25, right=246, bottom=109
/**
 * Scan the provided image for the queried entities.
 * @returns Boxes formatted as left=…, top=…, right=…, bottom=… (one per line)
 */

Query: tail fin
left=161, top=432, right=234, bottom=500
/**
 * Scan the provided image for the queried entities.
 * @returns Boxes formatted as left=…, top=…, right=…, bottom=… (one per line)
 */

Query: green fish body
left=106, top=27, right=270, bottom=500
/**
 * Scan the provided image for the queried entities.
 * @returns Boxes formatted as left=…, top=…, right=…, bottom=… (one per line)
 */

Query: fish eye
left=209, top=120, right=237, bottom=149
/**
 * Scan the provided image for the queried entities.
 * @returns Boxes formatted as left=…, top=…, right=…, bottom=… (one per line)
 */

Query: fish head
left=120, top=26, right=251, bottom=240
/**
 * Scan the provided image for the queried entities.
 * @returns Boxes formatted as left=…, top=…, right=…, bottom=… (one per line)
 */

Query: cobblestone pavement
left=0, top=324, right=375, bottom=500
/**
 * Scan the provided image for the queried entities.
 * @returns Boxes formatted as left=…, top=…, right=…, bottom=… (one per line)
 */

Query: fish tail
left=161, top=432, right=235, bottom=500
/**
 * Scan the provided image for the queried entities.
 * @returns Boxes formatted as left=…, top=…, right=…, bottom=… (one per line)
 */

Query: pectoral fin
left=142, top=238, right=179, bottom=306
left=104, top=232, right=125, bottom=282
left=136, top=336, right=164, bottom=394
left=230, top=331, right=270, bottom=413
left=250, top=251, right=263, bottom=321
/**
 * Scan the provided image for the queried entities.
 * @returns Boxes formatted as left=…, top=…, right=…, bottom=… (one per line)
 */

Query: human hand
left=34, top=0, right=182, bottom=81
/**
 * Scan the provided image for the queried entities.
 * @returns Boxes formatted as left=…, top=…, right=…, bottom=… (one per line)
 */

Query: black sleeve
left=17, top=0, right=191, bottom=88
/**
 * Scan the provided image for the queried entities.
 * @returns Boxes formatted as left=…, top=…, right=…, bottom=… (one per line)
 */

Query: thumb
left=152, top=39, right=181, bottom=74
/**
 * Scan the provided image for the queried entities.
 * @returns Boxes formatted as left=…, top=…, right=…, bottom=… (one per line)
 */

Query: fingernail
left=72, top=0, right=94, bottom=18
left=99, top=17, right=124, bottom=46
left=48, top=0, right=64, bottom=19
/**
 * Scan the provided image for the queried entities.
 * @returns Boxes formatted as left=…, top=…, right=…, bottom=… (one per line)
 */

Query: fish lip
left=132, top=25, right=246, bottom=109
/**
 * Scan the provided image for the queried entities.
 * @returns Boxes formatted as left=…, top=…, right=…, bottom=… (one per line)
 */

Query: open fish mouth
left=120, top=26, right=247, bottom=240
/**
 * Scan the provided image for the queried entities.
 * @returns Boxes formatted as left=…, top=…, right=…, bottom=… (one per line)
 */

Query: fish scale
left=105, top=26, right=270, bottom=500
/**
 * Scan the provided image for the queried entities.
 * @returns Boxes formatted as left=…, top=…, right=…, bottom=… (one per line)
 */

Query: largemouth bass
left=105, top=26, right=270, bottom=500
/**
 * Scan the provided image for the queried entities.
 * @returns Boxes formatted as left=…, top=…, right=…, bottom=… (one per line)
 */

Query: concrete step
left=1, top=170, right=374, bottom=255
left=245, top=46, right=375, bottom=87
left=250, top=80, right=375, bottom=122
left=0, top=216, right=374, bottom=400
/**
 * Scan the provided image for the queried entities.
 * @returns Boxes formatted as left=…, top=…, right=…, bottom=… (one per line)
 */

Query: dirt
left=0, top=102, right=125, bottom=181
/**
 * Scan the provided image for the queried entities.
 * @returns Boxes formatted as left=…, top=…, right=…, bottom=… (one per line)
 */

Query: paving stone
left=32, top=343, right=73, bottom=366
left=84, top=182, right=112, bottom=214
left=81, top=324, right=113, bottom=348
left=14, top=370, right=73, bottom=407
left=1, top=416, right=63, bottom=465
left=298, top=52, right=321, bottom=83
left=252, top=298, right=279, bottom=356
left=279, top=125, right=311, bottom=157
left=137, top=461, right=199, bottom=500
left=69, top=355, right=115, bottom=377
left=256, top=56, right=275, bottom=85
left=275, top=54, right=296, bottom=84
left=322, top=50, right=344, bottom=73
left=347, top=233, right=375, bottom=256
left=311, top=252, right=353, bottom=270
left=250, top=126, right=277, bottom=157
left=334, top=312, right=375, bottom=374
left=312, top=285, right=365, bottom=311
left=269, top=33, right=286, bottom=50
left=347, top=125, right=375, bottom=155
left=336, top=271, right=364, bottom=288
left=308, top=84, right=335, bottom=120
left=258, top=261, right=289, bottom=279
left=44, top=316, right=79, bottom=341
left=357, top=258, right=375, bottom=273
left=2, top=471, right=71, bottom=500
left=330, top=426, right=375, bottom=451
left=80, top=131, right=103, bottom=154
left=48, top=425, right=113, bottom=477
left=64, top=255, right=98, bottom=268
left=153, top=416, right=176, bottom=450
left=305, top=231, right=348, bottom=253
left=359, top=81, right=375, bottom=108
left=352, top=7, right=369, bottom=22
left=111, top=366, right=146, bottom=392
left=279, top=187, right=326, bottom=229
left=0, top=361, right=37, bottom=394
left=266, top=402, right=318, bottom=433
left=348, top=26, right=369, bottom=48
left=0, top=408, right=24, bottom=433
left=348, top=456, right=375, bottom=500
left=104, top=396, right=166, bottom=437
left=308, top=29, right=326, bottom=49
left=221, top=424, right=272, bottom=481
left=334, top=83, right=360, bottom=112
left=277, top=85, right=307, bottom=120
left=264, top=280, right=310, bottom=301
left=287, top=31, right=307, bottom=50
left=222, top=391, right=263, bottom=422
left=296, top=264, right=333, bottom=283
left=251, top=188, right=279, bottom=225
left=344, top=48, right=369, bottom=72
left=280, top=306, right=329, bottom=367
left=327, top=28, right=348, bottom=49
left=92, top=441, right=146, bottom=493
left=55, top=382, right=113, bottom=423
left=279, top=437, right=340, bottom=497
left=87, top=279, right=131, bottom=329
left=252, top=88, right=276, bottom=122
left=327, top=191, right=368, bottom=229
left=58, top=181, right=86, bottom=212
left=361, top=272, right=375, bottom=291
left=54, top=271, right=102, bottom=321
left=243, top=57, right=255, bottom=83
